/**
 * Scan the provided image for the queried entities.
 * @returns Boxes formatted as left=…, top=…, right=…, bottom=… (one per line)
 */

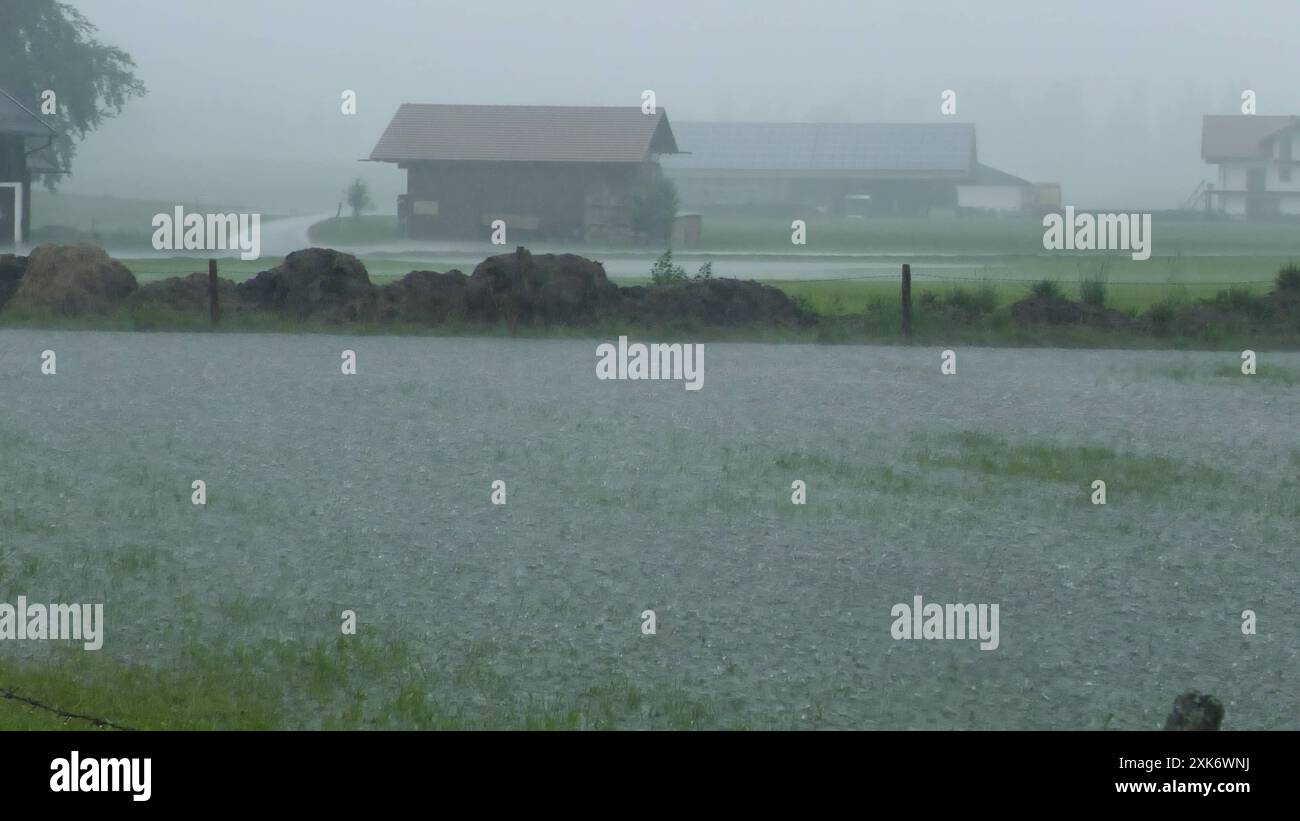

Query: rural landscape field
left=2, top=334, right=1294, bottom=729
left=1, top=0, right=1296, bottom=745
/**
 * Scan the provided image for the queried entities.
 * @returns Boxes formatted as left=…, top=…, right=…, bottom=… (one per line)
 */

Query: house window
left=1281, top=138, right=1293, bottom=182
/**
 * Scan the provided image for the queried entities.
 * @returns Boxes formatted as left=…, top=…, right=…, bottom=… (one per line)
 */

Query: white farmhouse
left=1201, top=115, right=1300, bottom=219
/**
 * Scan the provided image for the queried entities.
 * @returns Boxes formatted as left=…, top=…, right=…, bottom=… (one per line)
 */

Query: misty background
left=52, top=0, right=1300, bottom=215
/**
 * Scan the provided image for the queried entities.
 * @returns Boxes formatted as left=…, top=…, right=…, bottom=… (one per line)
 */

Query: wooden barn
left=369, top=104, right=681, bottom=243
left=0, top=88, right=57, bottom=247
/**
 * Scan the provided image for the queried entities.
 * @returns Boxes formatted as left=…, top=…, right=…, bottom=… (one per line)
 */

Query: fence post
left=208, top=258, right=220, bottom=325
left=900, top=263, right=912, bottom=339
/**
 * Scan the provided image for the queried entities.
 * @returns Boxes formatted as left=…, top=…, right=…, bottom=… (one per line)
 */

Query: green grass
left=31, top=192, right=277, bottom=231
left=1212, top=364, right=1300, bottom=384
left=0, top=634, right=724, bottom=730
left=913, top=431, right=1230, bottom=496
left=0, top=302, right=823, bottom=343
left=698, top=214, right=1300, bottom=256
left=26, top=192, right=285, bottom=250
left=304, top=213, right=1300, bottom=257
left=776, top=258, right=1289, bottom=317
left=3, top=298, right=1295, bottom=351
left=308, top=215, right=400, bottom=245
left=1130, top=362, right=1300, bottom=385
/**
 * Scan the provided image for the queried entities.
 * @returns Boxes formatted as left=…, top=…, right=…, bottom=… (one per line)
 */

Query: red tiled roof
left=369, top=104, right=680, bottom=163
left=1202, top=115, right=1298, bottom=161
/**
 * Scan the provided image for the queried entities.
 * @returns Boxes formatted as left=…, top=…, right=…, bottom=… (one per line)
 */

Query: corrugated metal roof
left=661, top=121, right=976, bottom=174
left=0, top=88, right=56, bottom=137
left=369, top=104, right=680, bottom=163
left=1202, top=115, right=1297, bottom=160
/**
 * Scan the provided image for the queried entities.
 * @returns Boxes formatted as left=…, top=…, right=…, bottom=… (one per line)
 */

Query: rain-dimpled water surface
left=0, top=329, right=1295, bottom=729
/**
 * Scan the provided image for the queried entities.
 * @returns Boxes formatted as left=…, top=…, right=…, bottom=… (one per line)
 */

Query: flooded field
left=0, top=329, right=1295, bottom=729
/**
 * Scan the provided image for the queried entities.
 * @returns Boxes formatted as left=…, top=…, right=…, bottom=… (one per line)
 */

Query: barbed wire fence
left=0, top=684, right=136, bottom=731
left=130, top=267, right=1279, bottom=286
left=778, top=272, right=1277, bottom=285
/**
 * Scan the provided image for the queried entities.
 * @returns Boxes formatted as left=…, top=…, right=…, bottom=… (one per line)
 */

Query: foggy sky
left=54, top=0, right=1300, bottom=214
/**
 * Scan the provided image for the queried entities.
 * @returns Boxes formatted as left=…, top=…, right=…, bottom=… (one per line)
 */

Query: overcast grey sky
left=58, top=0, right=1300, bottom=213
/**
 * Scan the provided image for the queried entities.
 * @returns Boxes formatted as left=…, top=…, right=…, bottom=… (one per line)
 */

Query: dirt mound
left=131, top=272, right=240, bottom=313
left=1010, top=295, right=1083, bottom=324
left=468, top=247, right=622, bottom=324
left=237, top=247, right=375, bottom=320
left=378, top=270, right=469, bottom=323
left=458, top=248, right=806, bottom=326
left=1011, top=294, right=1133, bottom=328
left=8, top=243, right=137, bottom=315
left=0, top=253, right=25, bottom=310
left=1082, top=304, right=1136, bottom=329
left=620, top=277, right=811, bottom=325
left=377, top=252, right=806, bottom=328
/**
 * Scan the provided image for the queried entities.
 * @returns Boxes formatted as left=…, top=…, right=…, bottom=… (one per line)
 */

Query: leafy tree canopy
left=0, top=0, right=146, bottom=189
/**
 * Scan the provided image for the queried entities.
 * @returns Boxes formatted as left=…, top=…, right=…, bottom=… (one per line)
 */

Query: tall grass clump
left=1214, top=286, right=1266, bottom=317
left=1031, top=279, right=1062, bottom=300
left=943, top=285, right=999, bottom=318
left=1079, top=264, right=1108, bottom=308
left=1276, top=262, right=1300, bottom=292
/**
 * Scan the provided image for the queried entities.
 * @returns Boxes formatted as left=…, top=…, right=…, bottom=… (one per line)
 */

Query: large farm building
left=369, top=104, right=681, bottom=242
left=661, top=121, right=1039, bottom=217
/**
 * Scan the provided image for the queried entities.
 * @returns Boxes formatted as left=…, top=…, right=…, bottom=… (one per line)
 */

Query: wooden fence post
left=208, top=259, right=220, bottom=325
left=900, top=262, right=912, bottom=339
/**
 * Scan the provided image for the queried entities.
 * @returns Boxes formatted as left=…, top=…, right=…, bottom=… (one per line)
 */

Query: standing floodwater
left=0, top=330, right=1295, bottom=729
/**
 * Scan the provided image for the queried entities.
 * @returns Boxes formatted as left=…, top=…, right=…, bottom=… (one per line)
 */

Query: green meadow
left=26, top=191, right=284, bottom=248
left=697, top=213, right=1300, bottom=256
left=306, top=211, right=1300, bottom=258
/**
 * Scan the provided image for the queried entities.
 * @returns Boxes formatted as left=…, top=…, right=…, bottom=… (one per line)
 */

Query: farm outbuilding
left=368, top=104, right=682, bottom=244
left=661, top=121, right=1037, bottom=217
left=0, top=88, right=58, bottom=248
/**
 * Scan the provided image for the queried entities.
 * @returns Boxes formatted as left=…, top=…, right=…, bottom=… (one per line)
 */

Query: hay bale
left=468, top=246, right=622, bottom=324
left=377, top=270, right=469, bottom=323
left=8, top=243, right=137, bottom=315
left=236, top=247, right=375, bottom=321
